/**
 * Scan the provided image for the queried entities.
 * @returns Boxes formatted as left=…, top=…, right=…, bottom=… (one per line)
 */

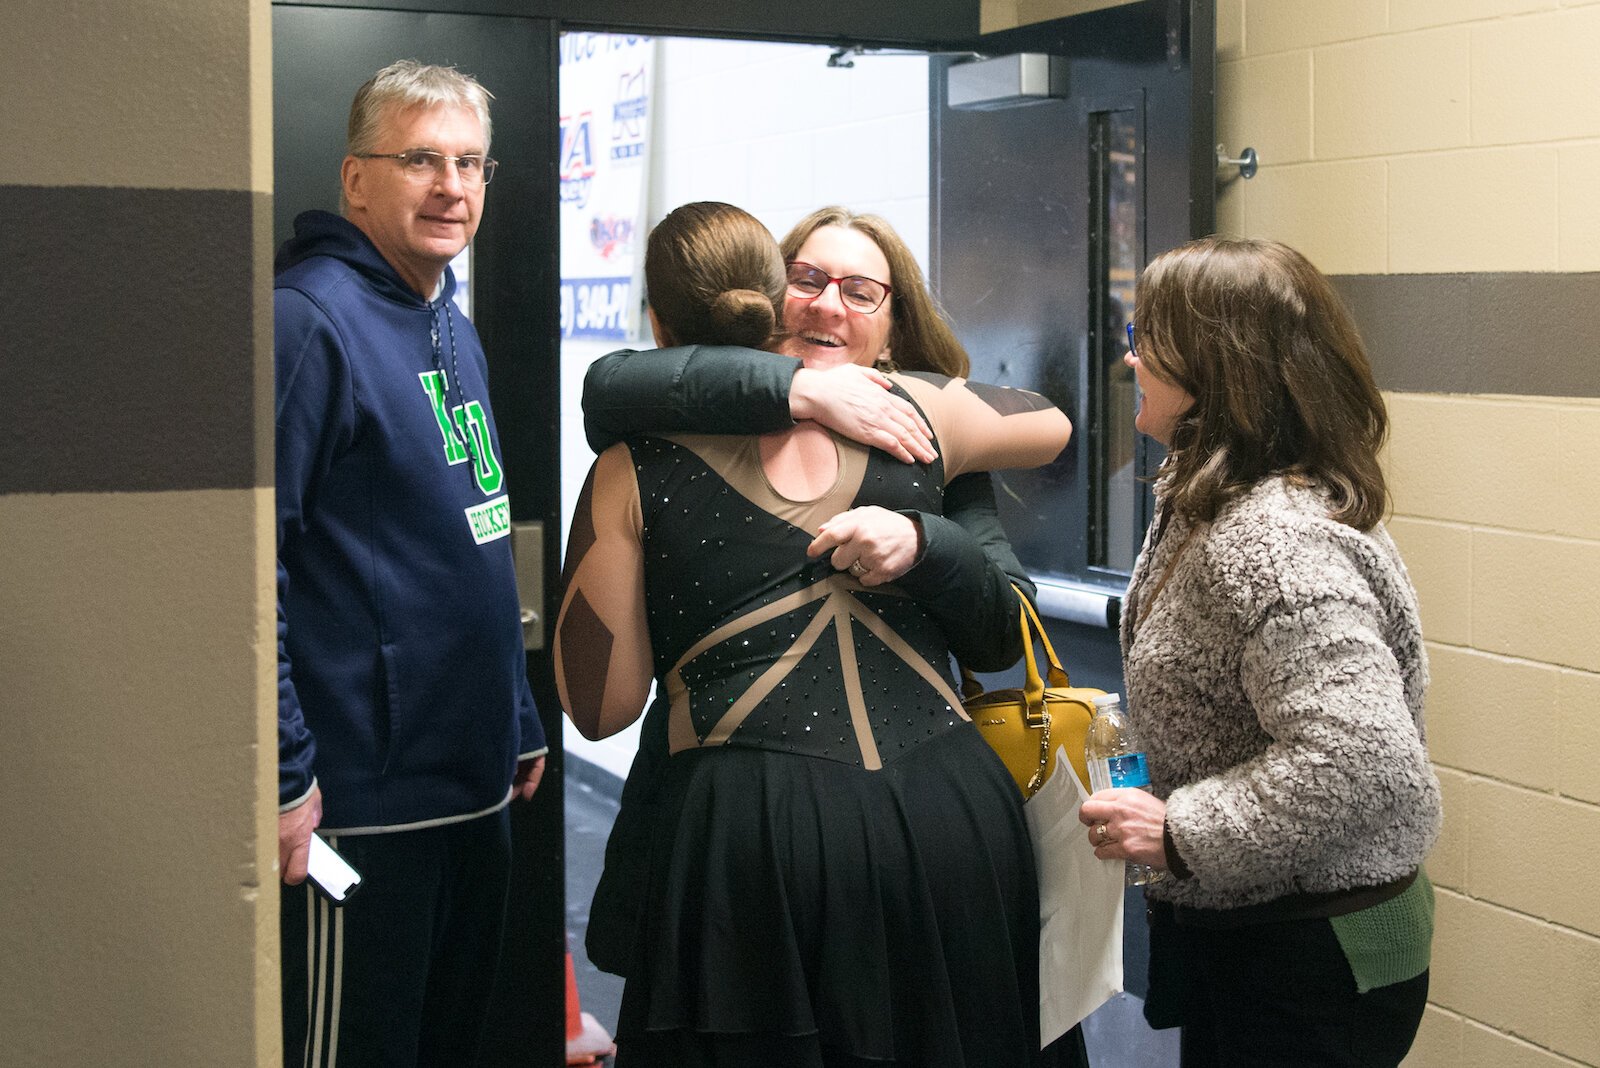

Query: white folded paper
left=1026, top=744, right=1126, bottom=1046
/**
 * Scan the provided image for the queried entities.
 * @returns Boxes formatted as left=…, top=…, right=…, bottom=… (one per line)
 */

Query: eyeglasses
left=785, top=261, right=892, bottom=314
left=1126, top=321, right=1138, bottom=357
left=356, top=148, right=498, bottom=186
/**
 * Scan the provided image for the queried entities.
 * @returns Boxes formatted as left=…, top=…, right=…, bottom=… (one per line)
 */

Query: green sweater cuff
left=1328, top=869, right=1435, bottom=993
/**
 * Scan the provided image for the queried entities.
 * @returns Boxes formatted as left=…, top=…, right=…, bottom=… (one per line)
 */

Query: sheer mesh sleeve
left=555, top=444, right=654, bottom=738
left=893, top=373, right=1070, bottom=479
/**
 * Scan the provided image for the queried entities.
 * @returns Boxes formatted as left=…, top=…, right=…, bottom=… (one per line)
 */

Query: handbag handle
left=960, top=587, right=1070, bottom=722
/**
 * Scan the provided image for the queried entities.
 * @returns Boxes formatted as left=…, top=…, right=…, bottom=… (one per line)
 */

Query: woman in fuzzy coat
left=1080, top=237, right=1442, bottom=1067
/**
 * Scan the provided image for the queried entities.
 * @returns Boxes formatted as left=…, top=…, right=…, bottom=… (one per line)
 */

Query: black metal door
left=931, top=0, right=1214, bottom=1000
left=931, top=0, right=1212, bottom=672
left=272, top=9, right=566, bottom=1064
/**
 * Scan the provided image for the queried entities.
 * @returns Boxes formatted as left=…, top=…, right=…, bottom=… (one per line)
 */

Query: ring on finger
left=1095, top=822, right=1111, bottom=845
left=849, top=560, right=868, bottom=577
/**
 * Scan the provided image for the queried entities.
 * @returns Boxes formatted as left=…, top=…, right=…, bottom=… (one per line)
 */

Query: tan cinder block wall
left=1389, top=396, right=1600, bottom=1068
left=1213, top=0, right=1600, bottom=275
left=981, top=1, right=1600, bottom=1064
left=0, top=0, right=279, bottom=1065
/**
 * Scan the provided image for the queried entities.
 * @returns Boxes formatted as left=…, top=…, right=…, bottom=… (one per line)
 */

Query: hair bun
left=708, top=288, right=778, bottom=348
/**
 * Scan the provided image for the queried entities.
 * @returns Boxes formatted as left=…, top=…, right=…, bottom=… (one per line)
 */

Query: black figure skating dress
left=557, top=373, right=1081, bottom=1068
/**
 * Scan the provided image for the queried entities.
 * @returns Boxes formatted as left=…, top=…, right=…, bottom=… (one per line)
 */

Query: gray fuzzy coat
left=1122, top=476, right=1442, bottom=911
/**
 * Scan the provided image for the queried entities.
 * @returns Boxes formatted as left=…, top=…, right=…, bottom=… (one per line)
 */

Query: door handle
left=511, top=521, right=545, bottom=651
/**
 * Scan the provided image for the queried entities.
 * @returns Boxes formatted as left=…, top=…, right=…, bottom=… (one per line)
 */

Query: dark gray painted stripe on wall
left=1334, top=272, right=1600, bottom=398
left=1, top=185, right=264, bottom=495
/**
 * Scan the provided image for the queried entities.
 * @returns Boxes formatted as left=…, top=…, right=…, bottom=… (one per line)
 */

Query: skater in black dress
left=556, top=202, right=1077, bottom=1068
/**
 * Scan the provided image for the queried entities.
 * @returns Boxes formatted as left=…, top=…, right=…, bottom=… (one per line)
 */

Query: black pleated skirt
left=612, top=724, right=1088, bottom=1068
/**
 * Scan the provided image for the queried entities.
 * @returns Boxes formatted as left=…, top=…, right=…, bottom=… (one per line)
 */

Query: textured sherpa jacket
left=1122, top=476, right=1442, bottom=911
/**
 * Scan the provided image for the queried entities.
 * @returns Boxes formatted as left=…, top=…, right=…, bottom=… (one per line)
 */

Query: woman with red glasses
left=582, top=205, right=1027, bottom=624
left=556, top=201, right=1082, bottom=1068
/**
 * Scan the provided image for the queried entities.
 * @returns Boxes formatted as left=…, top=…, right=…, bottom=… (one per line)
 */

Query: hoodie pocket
left=377, top=641, right=402, bottom=774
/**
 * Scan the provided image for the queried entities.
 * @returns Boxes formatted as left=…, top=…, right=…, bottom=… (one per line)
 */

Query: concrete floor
left=563, top=760, right=1180, bottom=1067
left=565, top=764, right=626, bottom=1039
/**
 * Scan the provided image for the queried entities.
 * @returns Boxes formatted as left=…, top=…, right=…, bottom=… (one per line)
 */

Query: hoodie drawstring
left=430, top=301, right=483, bottom=484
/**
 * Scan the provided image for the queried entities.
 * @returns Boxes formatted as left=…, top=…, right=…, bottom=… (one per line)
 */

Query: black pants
left=1147, top=906, right=1429, bottom=1068
left=281, top=807, right=513, bottom=1068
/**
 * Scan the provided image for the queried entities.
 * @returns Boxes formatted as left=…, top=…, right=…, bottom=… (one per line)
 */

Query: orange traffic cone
left=565, top=945, right=616, bottom=1066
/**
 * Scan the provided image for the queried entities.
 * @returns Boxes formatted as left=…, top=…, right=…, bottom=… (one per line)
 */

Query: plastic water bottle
left=1085, top=692, right=1167, bottom=886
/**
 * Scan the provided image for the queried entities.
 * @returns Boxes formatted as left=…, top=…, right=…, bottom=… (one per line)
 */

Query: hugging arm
left=895, top=473, right=1033, bottom=671
left=893, top=374, right=1072, bottom=478
left=585, top=347, right=1035, bottom=669
left=807, top=477, right=1036, bottom=672
left=582, top=346, right=800, bottom=453
left=886, top=375, right=1074, bottom=669
left=582, top=345, right=932, bottom=462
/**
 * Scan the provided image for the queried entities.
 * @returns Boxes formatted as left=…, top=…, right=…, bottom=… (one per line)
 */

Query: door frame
left=271, top=0, right=1213, bottom=1059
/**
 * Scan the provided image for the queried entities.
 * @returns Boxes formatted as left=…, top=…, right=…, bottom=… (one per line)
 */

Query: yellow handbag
left=961, top=591, right=1104, bottom=799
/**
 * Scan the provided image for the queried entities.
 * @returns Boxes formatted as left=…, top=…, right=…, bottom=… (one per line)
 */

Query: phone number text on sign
left=561, top=277, right=632, bottom=339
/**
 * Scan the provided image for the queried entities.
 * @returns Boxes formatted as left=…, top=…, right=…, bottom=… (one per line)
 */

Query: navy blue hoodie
left=275, top=210, right=544, bottom=832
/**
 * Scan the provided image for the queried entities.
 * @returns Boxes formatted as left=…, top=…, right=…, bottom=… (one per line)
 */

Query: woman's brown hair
left=646, top=202, right=785, bottom=350
left=779, top=206, right=971, bottom=378
left=1133, top=237, right=1390, bottom=530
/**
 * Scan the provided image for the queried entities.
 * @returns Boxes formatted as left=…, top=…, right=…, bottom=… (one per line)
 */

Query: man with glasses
left=274, top=59, right=545, bottom=1067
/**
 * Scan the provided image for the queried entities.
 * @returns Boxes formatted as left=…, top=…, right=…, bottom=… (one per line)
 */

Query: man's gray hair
left=347, top=59, right=494, bottom=156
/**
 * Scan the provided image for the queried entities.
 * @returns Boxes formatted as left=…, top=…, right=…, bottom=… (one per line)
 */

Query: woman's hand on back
left=808, top=506, right=922, bottom=585
left=812, top=508, right=928, bottom=585
left=789, top=364, right=936, bottom=465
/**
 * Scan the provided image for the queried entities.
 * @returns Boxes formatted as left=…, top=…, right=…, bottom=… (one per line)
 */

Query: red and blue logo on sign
left=560, top=111, right=596, bottom=207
